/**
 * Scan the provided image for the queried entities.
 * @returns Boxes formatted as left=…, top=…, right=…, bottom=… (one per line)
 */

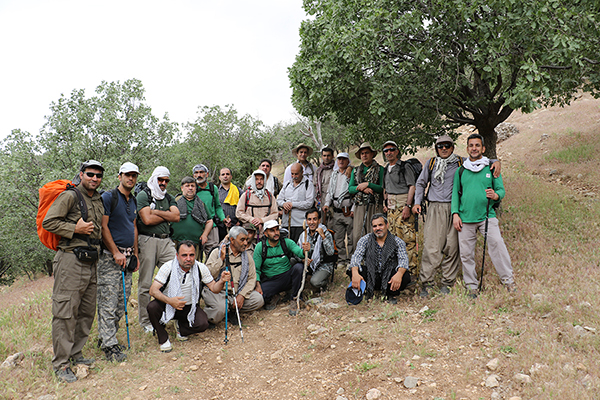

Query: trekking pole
left=295, top=221, right=310, bottom=314
left=121, top=269, right=131, bottom=349
left=223, top=250, right=229, bottom=344
left=479, top=189, right=492, bottom=292
left=225, top=244, right=244, bottom=343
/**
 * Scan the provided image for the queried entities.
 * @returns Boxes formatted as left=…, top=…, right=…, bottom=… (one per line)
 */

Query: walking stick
left=479, top=189, right=492, bottom=292
left=121, top=269, right=131, bottom=349
left=225, top=244, right=244, bottom=343
left=294, top=221, right=310, bottom=314
left=224, top=264, right=229, bottom=345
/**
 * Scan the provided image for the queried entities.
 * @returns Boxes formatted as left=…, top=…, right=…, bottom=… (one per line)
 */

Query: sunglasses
left=382, top=147, right=397, bottom=153
left=84, top=172, right=103, bottom=178
left=436, top=143, right=453, bottom=149
left=158, top=178, right=170, bottom=184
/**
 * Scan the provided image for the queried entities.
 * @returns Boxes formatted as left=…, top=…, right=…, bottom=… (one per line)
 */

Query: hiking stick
left=479, top=190, right=492, bottom=292
left=295, top=221, right=309, bottom=314
left=225, top=244, right=244, bottom=343
left=121, top=269, right=131, bottom=349
left=224, top=263, right=229, bottom=345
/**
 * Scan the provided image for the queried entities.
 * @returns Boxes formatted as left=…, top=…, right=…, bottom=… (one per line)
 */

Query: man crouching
left=147, top=240, right=230, bottom=352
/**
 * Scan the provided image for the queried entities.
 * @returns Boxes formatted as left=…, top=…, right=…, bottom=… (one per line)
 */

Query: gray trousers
left=310, top=269, right=331, bottom=290
left=203, top=228, right=219, bottom=260
left=352, top=203, right=382, bottom=252
left=137, top=235, right=176, bottom=327
left=458, top=218, right=514, bottom=289
left=202, top=287, right=264, bottom=324
left=420, top=202, right=460, bottom=287
left=330, top=211, right=353, bottom=262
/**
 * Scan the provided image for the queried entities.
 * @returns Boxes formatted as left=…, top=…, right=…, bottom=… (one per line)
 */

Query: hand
left=349, top=212, right=354, bottom=218
left=224, top=216, right=232, bottom=228
left=401, top=206, right=411, bottom=220
left=351, top=270, right=364, bottom=289
left=485, top=188, right=498, bottom=200
left=383, top=205, right=388, bottom=213
left=220, top=245, right=226, bottom=261
left=200, top=235, right=208, bottom=245
left=133, top=256, right=140, bottom=272
left=316, top=227, right=324, bottom=237
left=169, top=296, right=186, bottom=310
left=301, top=242, right=311, bottom=252
left=356, top=182, right=369, bottom=191
left=112, top=251, right=126, bottom=267
left=74, top=218, right=94, bottom=235
left=345, top=168, right=352, bottom=179
left=235, top=294, right=245, bottom=309
left=283, top=202, right=293, bottom=212
left=255, top=281, right=263, bottom=295
left=453, top=214, right=462, bottom=232
left=388, top=269, right=406, bottom=292
left=251, top=217, right=262, bottom=226
left=491, top=161, right=501, bottom=178
left=220, top=270, right=231, bottom=283
left=412, top=204, right=421, bottom=214
left=363, top=188, right=374, bottom=195
left=322, top=206, right=329, bottom=214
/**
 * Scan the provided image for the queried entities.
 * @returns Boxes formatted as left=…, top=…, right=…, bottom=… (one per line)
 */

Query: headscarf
left=148, top=166, right=170, bottom=200
left=464, top=156, right=490, bottom=173
left=250, top=170, right=267, bottom=200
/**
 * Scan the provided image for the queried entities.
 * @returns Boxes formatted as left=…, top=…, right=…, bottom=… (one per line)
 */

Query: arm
left=402, top=185, right=416, bottom=220
left=204, top=272, right=230, bottom=294
left=367, top=166, right=385, bottom=194
left=321, top=229, right=335, bottom=256
left=235, top=192, right=251, bottom=224
left=286, top=238, right=306, bottom=259
left=101, top=215, right=126, bottom=267
left=200, top=219, right=213, bottom=245
left=348, top=168, right=358, bottom=195
left=451, top=169, right=462, bottom=231
left=149, top=280, right=186, bottom=310
left=213, top=185, right=226, bottom=221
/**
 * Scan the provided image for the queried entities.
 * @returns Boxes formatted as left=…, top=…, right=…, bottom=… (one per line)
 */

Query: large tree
left=289, top=0, right=600, bottom=157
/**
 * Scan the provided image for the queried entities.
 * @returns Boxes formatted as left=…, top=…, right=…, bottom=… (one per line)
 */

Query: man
left=171, top=176, right=211, bottom=258
left=136, top=166, right=180, bottom=333
left=147, top=241, right=230, bottom=352
left=43, top=160, right=105, bottom=383
left=254, top=220, right=305, bottom=310
left=414, top=135, right=500, bottom=297
left=295, top=208, right=335, bottom=292
left=218, top=167, right=240, bottom=240
left=98, top=162, right=139, bottom=363
left=315, top=147, right=335, bottom=210
left=277, top=162, right=316, bottom=243
left=349, top=142, right=384, bottom=248
left=193, top=164, right=227, bottom=258
left=347, top=214, right=411, bottom=303
left=243, top=222, right=258, bottom=255
left=323, top=152, right=354, bottom=268
left=381, top=140, right=418, bottom=280
left=237, top=170, right=279, bottom=235
left=283, top=143, right=317, bottom=184
left=244, top=158, right=281, bottom=197
left=204, top=226, right=264, bottom=324
left=452, top=134, right=516, bottom=298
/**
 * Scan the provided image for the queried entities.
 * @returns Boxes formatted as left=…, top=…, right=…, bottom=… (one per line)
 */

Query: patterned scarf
left=160, top=259, right=200, bottom=326
left=315, top=161, right=335, bottom=201
left=354, top=160, right=381, bottom=206
left=177, top=195, right=208, bottom=225
left=433, top=153, right=459, bottom=184
left=362, top=233, right=397, bottom=298
left=299, top=224, right=327, bottom=273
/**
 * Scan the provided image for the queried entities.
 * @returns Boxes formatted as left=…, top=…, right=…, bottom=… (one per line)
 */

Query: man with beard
left=193, top=164, right=226, bottom=258
left=347, top=214, right=411, bottom=303
left=171, top=176, right=210, bottom=258
left=315, top=147, right=335, bottom=211
left=278, top=163, right=316, bottom=243
left=136, top=166, right=180, bottom=333
left=244, top=159, right=281, bottom=197
left=283, top=143, right=317, bottom=184
left=236, top=170, right=278, bottom=235
left=218, top=168, right=240, bottom=240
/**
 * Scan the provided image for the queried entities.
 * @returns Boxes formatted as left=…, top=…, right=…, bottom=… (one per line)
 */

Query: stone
left=508, top=397, right=522, bottom=400
left=337, top=387, right=345, bottom=394
left=529, top=363, right=547, bottom=375
left=322, top=302, right=340, bottom=309
left=336, top=397, right=347, bottom=400
left=359, top=317, right=368, bottom=323
left=393, top=377, right=403, bottom=383
left=37, top=396, right=56, bottom=400
left=139, top=385, right=147, bottom=391
left=549, top=169, right=558, bottom=176
left=418, top=306, right=429, bottom=314
left=573, top=325, right=588, bottom=336
left=1, top=352, right=24, bottom=369
left=495, top=122, right=519, bottom=143
left=404, top=376, right=419, bottom=388
left=583, top=326, right=596, bottom=334
left=485, top=375, right=500, bottom=388
left=189, top=365, right=198, bottom=371
left=306, top=297, right=323, bottom=305
left=576, top=363, right=587, bottom=372
left=270, top=349, right=283, bottom=360
left=486, top=358, right=499, bottom=371
left=513, top=373, right=532, bottom=384
left=74, top=364, right=89, bottom=379
left=366, top=388, right=382, bottom=399
left=491, top=392, right=501, bottom=400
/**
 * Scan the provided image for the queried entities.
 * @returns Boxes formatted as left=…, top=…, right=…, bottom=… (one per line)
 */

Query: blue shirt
left=102, top=189, right=137, bottom=248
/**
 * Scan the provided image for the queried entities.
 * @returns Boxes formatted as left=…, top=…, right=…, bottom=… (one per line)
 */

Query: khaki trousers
left=388, top=208, right=418, bottom=277
left=330, top=211, right=353, bottom=262
left=352, top=203, right=382, bottom=252
left=202, top=287, right=264, bottom=324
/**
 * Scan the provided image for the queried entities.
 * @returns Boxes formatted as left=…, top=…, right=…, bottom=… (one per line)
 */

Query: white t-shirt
left=155, top=260, right=214, bottom=305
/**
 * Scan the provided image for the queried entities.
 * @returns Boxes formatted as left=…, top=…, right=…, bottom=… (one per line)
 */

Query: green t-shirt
left=451, top=165, right=504, bottom=223
left=170, top=197, right=205, bottom=243
left=253, top=238, right=305, bottom=282
left=136, top=190, right=177, bottom=236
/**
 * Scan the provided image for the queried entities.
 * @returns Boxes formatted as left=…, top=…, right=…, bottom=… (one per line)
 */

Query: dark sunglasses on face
left=84, top=172, right=103, bottom=178
left=436, top=143, right=453, bottom=149
left=382, top=147, right=397, bottom=153
left=158, top=178, right=170, bottom=183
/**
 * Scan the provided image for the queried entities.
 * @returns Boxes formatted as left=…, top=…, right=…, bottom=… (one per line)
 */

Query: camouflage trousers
left=388, top=208, right=419, bottom=277
left=97, top=252, right=132, bottom=349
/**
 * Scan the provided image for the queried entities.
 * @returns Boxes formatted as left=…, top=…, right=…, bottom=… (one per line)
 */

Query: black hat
left=345, top=280, right=366, bottom=305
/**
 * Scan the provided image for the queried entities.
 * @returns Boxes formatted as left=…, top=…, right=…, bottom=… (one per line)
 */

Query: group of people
left=42, top=134, right=516, bottom=383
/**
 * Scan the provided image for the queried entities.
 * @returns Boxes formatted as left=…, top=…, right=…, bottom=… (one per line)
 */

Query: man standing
left=98, top=162, right=139, bottom=363
left=349, top=142, right=384, bottom=248
left=347, top=214, right=411, bottom=303
left=254, top=220, right=305, bottom=309
left=218, top=167, right=240, bottom=240
left=244, top=159, right=281, bottom=197
left=283, top=143, right=317, bottom=184
left=171, top=176, right=211, bottom=257
left=147, top=241, right=230, bottom=352
left=381, top=140, right=418, bottom=280
left=136, top=166, right=180, bottom=333
left=452, top=134, right=516, bottom=298
left=315, top=147, right=335, bottom=210
left=43, top=160, right=105, bottom=383
left=277, top=163, right=316, bottom=243
left=204, top=226, right=264, bottom=324
left=193, top=164, right=227, bottom=258
left=236, top=170, right=279, bottom=234
left=323, top=153, right=354, bottom=268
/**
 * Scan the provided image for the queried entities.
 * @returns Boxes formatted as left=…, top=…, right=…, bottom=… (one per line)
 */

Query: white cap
left=119, top=162, right=140, bottom=174
left=263, top=220, right=280, bottom=230
left=337, top=152, right=350, bottom=159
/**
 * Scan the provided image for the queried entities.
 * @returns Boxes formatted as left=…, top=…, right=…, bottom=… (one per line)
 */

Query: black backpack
left=106, top=187, right=137, bottom=214
left=321, top=228, right=339, bottom=265
left=134, top=181, right=173, bottom=205
left=261, top=236, right=294, bottom=262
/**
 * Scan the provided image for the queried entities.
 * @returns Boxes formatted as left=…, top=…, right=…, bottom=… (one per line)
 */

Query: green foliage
left=289, top=0, right=600, bottom=157
left=354, top=361, right=380, bottom=373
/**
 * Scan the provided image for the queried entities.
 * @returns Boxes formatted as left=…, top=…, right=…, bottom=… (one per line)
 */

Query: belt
left=141, top=233, right=170, bottom=239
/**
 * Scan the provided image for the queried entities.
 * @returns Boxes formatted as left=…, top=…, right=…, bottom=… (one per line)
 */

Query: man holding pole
left=451, top=134, right=516, bottom=298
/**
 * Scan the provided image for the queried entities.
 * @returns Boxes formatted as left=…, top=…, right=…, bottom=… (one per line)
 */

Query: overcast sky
left=0, top=0, right=307, bottom=141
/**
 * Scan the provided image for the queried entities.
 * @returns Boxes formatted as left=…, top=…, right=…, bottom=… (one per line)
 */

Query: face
left=306, top=211, right=320, bottom=231
left=181, top=182, right=197, bottom=200
left=246, top=230, right=256, bottom=242
left=360, top=149, right=374, bottom=165
left=194, top=170, right=208, bottom=184
left=337, top=157, right=349, bottom=170
left=435, top=142, right=454, bottom=159
left=382, top=146, right=399, bottom=163
left=219, top=168, right=232, bottom=185
left=259, top=161, right=271, bottom=175
left=467, top=138, right=485, bottom=160
left=230, top=233, right=249, bottom=253
left=371, top=217, right=388, bottom=238
left=264, top=226, right=280, bottom=242
left=177, top=244, right=196, bottom=270
left=254, top=174, right=265, bottom=189
left=321, top=151, right=334, bottom=165
left=291, top=164, right=303, bottom=183
left=118, top=171, right=138, bottom=190
left=297, top=147, right=309, bottom=162
left=157, top=176, right=170, bottom=191
left=80, top=167, right=103, bottom=192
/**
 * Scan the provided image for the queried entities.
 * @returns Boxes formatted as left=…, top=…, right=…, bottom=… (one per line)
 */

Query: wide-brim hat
left=292, top=143, right=314, bottom=157
left=345, top=280, right=367, bottom=305
left=355, top=142, right=377, bottom=158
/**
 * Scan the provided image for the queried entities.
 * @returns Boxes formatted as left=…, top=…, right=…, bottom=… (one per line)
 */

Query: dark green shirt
left=171, top=197, right=205, bottom=243
left=136, top=191, right=176, bottom=236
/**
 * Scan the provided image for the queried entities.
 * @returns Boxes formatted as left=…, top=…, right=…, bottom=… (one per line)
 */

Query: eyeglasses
left=84, top=172, right=103, bottom=178
left=158, top=178, right=170, bottom=184
left=382, top=147, right=397, bottom=153
left=436, top=143, right=453, bottom=149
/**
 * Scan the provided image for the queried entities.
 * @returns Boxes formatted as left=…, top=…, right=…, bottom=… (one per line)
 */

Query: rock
left=412, top=355, right=421, bottom=360
left=513, top=373, right=531, bottom=384
left=573, top=325, right=588, bottom=336
left=576, top=363, right=588, bottom=372
left=1, top=352, right=24, bottom=369
left=307, top=324, right=320, bottom=331
left=539, top=133, right=549, bottom=141
left=139, top=385, right=147, bottom=391
left=359, top=317, right=368, bottom=323
left=270, top=349, right=283, bottom=360
left=486, top=358, right=500, bottom=371
left=74, top=364, right=89, bottom=379
left=393, top=377, right=403, bottom=383
left=189, top=365, right=198, bottom=371
left=37, top=395, right=56, bottom=400
left=337, top=387, right=345, bottom=394
left=485, top=375, right=500, bottom=388
left=508, top=397, right=522, bottom=400
left=129, top=298, right=138, bottom=307
left=366, top=388, right=382, bottom=399
left=583, top=326, right=596, bottom=334
left=491, top=392, right=501, bottom=400
left=529, top=363, right=548, bottom=375
left=418, top=306, right=429, bottom=314
left=321, top=302, right=340, bottom=309
left=549, top=169, right=558, bottom=176
left=336, top=397, right=347, bottom=400
left=495, top=122, right=519, bottom=143
left=306, top=297, right=323, bottom=305
left=577, top=174, right=583, bottom=179
left=404, top=376, right=419, bottom=388
left=330, top=344, right=336, bottom=349
left=258, top=321, right=265, bottom=327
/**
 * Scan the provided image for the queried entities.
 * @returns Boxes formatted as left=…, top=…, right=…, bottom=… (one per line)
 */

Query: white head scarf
left=251, top=170, right=267, bottom=200
left=148, top=166, right=170, bottom=200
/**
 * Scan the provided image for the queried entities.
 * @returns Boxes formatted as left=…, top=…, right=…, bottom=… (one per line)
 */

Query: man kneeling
left=148, top=240, right=230, bottom=352
left=347, top=214, right=411, bottom=303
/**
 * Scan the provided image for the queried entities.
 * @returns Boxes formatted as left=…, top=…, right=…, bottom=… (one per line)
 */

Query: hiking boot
left=104, top=345, right=127, bottom=363
left=440, top=285, right=451, bottom=295
left=505, top=283, right=518, bottom=293
left=386, top=296, right=398, bottom=305
left=55, top=366, right=77, bottom=383
left=406, top=274, right=419, bottom=289
left=70, top=356, right=95, bottom=366
left=227, top=312, right=239, bottom=326
left=264, top=294, right=280, bottom=311
left=175, top=321, right=188, bottom=341
left=160, top=339, right=172, bottom=353
left=467, top=288, right=479, bottom=299
left=419, top=286, right=431, bottom=298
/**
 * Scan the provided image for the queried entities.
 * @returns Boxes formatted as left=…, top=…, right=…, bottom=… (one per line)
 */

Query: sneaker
left=467, top=288, right=479, bottom=299
left=70, top=356, right=95, bottom=366
left=175, top=321, right=188, bottom=341
left=406, top=274, right=419, bottom=289
left=264, top=294, right=280, bottom=311
left=160, top=339, right=172, bottom=353
left=386, top=296, right=398, bottom=305
left=55, top=366, right=77, bottom=383
left=505, top=283, right=518, bottom=293
left=143, top=325, right=154, bottom=334
left=440, top=285, right=451, bottom=295
left=419, top=286, right=430, bottom=298
left=104, top=345, right=127, bottom=362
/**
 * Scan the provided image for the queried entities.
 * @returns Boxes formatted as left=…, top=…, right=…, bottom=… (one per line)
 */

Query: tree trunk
left=474, top=121, right=499, bottom=159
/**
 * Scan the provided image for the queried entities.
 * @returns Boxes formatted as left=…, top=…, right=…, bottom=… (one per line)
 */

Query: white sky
left=0, top=0, right=307, bottom=140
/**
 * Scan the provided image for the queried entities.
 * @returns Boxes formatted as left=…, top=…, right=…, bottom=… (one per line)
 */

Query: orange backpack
left=36, top=180, right=76, bottom=250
